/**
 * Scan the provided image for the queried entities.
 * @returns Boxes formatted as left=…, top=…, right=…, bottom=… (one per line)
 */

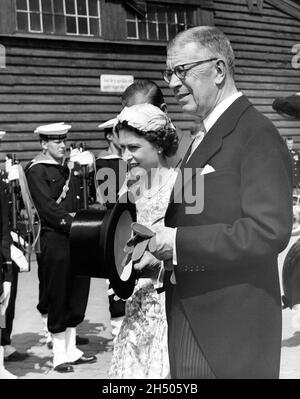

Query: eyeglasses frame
left=163, top=57, right=219, bottom=84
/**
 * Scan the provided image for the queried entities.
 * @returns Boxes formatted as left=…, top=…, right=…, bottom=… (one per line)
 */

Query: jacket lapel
left=187, top=95, right=252, bottom=169
left=170, top=96, right=252, bottom=204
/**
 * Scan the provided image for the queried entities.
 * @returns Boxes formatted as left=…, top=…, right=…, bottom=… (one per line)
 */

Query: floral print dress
left=109, top=167, right=177, bottom=379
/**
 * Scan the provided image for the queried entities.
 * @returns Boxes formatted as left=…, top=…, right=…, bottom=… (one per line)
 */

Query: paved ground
left=3, top=235, right=300, bottom=379
left=4, top=262, right=113, bottom=379
left=278, top=235, right=300, bottom=379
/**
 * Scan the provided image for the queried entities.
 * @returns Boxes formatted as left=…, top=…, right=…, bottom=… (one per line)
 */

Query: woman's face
left=118, top=127, right=160, bottom=174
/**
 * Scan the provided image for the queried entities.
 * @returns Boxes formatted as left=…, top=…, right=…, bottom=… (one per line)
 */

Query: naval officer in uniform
left=0, top=131, right=16, bottom=379
left=26, top=123, right=96, bottom=373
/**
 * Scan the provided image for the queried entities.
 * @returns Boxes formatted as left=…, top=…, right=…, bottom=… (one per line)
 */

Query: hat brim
left=39, top=133, right=67, bottom=140
left=272, top=95, right=300, bottom=120
left=98, top=118, right=118, bottom=129
left=34, top=123, right=72, bottom=135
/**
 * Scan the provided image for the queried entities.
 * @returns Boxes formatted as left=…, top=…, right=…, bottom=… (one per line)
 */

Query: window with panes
left=126, top=3, right=197, bottom=41
left=15, top=0, right=101, bottom=36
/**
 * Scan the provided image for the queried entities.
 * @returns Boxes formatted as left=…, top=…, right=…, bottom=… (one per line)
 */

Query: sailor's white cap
left=34, top=122, right=72, bottom=139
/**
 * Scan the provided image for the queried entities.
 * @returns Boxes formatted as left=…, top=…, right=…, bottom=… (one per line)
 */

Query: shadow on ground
left=5, top=332, right=52, bottom=378
left=76, top=320, right=113, bottom=353
left=6, top=321, right=113, bottom=378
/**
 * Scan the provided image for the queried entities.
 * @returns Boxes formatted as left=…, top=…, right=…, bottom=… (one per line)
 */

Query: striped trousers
left=166, top=286, right=216, bottom=379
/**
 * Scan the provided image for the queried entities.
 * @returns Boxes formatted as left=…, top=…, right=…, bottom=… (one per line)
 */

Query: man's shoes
left=46, top=335, right=89, bottom=350
left=76, top=335, right=89, bottom=346
left=71, top=355, right=97, bottom=365
left=54, top=362, right=74, bottom=373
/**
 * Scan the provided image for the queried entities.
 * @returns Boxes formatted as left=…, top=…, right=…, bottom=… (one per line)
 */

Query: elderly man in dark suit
left=134, top=26, right=293, bottom=379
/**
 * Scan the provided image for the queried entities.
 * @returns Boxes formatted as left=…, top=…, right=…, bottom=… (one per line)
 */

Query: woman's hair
left=121, top=79, right=165, bottom=109
left=116, top=120, right=178, bottom=158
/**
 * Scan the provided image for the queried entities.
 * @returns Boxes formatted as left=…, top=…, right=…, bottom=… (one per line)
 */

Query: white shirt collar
left=204, top=92, right=243, bottom=133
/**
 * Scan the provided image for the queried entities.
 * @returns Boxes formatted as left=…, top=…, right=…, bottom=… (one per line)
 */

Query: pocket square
left=200, top=164, right=215, bottom=175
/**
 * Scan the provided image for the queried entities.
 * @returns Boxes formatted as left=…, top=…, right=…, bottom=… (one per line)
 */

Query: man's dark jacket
left=0, top=171, right=12, bottom=297
left=165, top=96, right=293, bottom=379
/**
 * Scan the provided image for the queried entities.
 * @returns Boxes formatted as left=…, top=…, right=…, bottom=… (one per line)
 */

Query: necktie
left=185, top=123, right=206, bottom=163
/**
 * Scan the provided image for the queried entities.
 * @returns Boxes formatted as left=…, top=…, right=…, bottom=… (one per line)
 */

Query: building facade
left=0, top=0, right=300, bottom=161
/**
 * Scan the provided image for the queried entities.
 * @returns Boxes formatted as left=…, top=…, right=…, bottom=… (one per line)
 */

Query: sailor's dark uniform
left=0, top=168, right=19, bottom=349
left=0, top=170, right=12, bottom=336
left=26, top=155, right=90, bottom=334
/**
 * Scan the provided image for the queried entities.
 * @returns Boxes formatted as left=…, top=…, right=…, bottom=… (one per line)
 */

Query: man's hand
left=148, top=225, right=175, bottom=261
left=0, top=281, right=11, bottom=315
left=7, top=164, right=19, bottom=181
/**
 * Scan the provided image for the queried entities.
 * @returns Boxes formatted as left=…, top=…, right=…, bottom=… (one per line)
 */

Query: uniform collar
left=29, top=152, right=63, bottom=169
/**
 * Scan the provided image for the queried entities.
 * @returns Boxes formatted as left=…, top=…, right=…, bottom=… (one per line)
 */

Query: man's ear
left=214, top=59, right=226, bottom=85
left=41, top=140, right=48, bottom=152
left=106, top=133, right=113, bottom=142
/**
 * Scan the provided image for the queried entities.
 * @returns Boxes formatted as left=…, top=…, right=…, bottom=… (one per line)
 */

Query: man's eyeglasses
left=162, top=58, right=218, bottom=84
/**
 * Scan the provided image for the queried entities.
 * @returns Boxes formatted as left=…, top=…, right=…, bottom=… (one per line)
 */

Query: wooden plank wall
left=1, top=0, right=300, bottom=162
left=213, top=0, right=300, bottom=147
left=0, top=37, right=184, bottom=163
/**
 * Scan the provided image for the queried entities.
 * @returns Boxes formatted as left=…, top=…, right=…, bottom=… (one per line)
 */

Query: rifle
left=7, top=154, right=41, bottom=272
left=69, top=142, right=94, bottom=209
left=80, top=143, right=89, bottom=209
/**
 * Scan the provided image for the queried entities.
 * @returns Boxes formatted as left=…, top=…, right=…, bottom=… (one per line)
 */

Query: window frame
left=14, top=0, right=102, bottom=37
left=125, top=2, right=198, bottom=42
left=0, top=0, right=213, bottom=44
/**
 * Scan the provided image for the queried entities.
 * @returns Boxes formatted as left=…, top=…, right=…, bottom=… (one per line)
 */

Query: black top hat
left=272, top=94, right=300, bottom=120
left=70, top=192, right=137, bottom=299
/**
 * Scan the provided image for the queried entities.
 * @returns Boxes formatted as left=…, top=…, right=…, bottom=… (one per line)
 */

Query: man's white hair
left=167, top=26, right=235, bottom=78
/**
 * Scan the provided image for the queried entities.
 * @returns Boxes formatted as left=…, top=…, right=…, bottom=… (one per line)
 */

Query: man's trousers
left=37, top=230, right=90, bottom=334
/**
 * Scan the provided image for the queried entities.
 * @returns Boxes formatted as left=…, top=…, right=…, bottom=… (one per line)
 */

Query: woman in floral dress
left=109, top=103, right=178, bottom=379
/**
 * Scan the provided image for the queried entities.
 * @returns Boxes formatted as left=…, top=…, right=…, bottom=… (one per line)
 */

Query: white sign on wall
left=100, top=74, right=134, bottom=93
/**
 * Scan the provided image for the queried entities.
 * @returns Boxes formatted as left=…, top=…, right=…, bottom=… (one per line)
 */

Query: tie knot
left=191, top=120, right=206, bottom=139
left=195, top=130, right=205, bottom=140
left=199, top=120, right=206, bottom=133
